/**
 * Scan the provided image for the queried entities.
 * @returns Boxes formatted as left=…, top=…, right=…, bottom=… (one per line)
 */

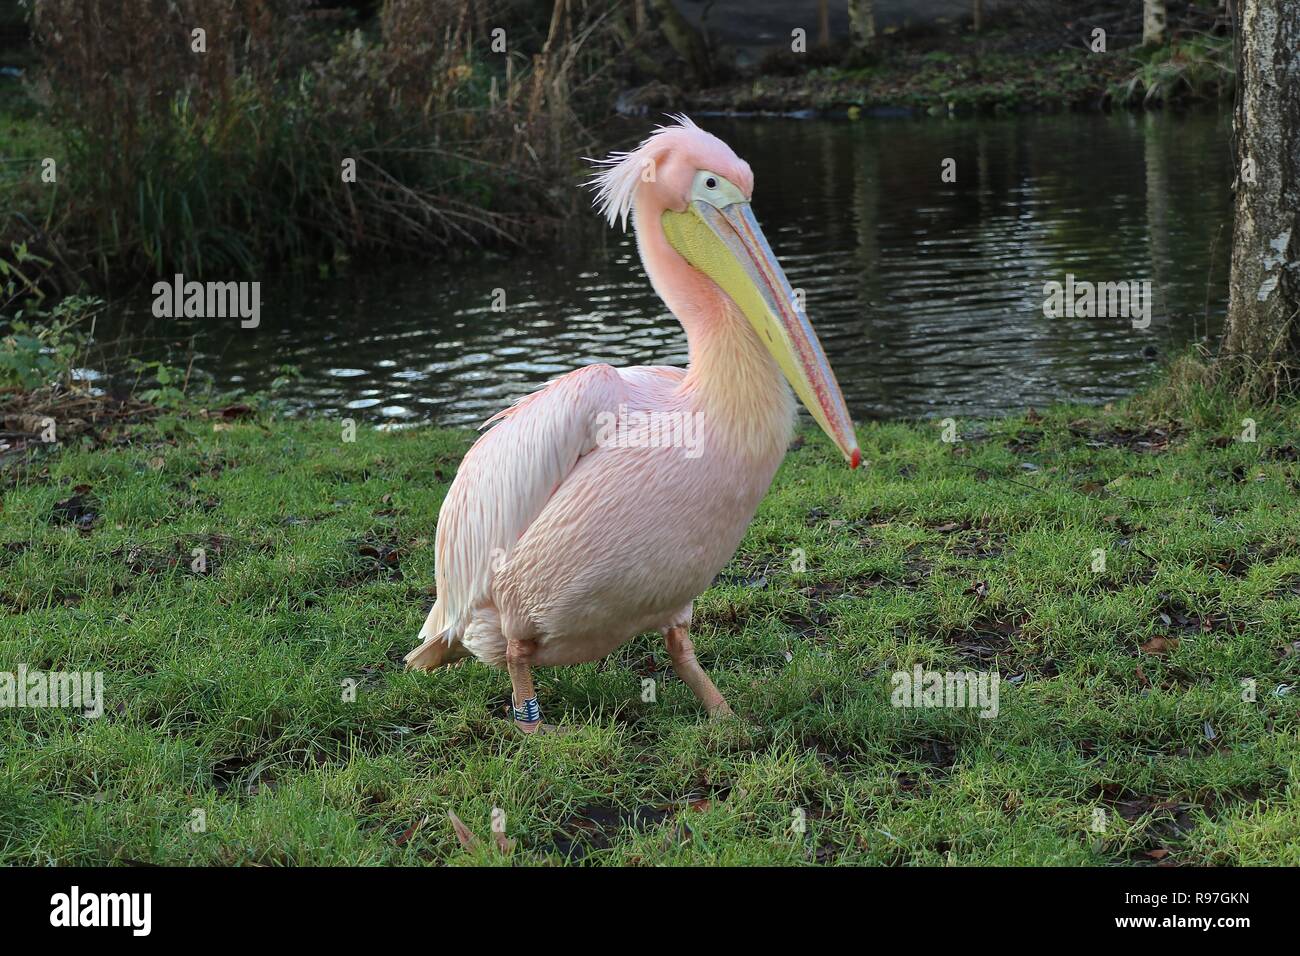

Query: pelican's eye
left=690, top=170, right=746, bottom=208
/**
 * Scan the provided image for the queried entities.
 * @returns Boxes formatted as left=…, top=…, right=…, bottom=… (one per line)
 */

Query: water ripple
left=102, top=112, right=1230, bottom=429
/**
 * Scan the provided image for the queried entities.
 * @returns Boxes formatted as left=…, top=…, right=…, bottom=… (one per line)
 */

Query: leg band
left=512, top=696, right=541, bottom=724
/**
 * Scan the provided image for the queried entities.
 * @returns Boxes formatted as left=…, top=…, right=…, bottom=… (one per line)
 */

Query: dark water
left=101, top=110, right=1233, bottom=427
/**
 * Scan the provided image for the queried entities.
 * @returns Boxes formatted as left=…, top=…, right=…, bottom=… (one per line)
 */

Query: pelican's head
left=587, top=116, right=860, bottom=469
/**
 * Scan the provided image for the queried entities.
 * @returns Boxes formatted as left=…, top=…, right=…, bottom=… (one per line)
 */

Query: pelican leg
left=506, top=638, right=544, bottom=734
left=664, top=626, right=732, bottom=718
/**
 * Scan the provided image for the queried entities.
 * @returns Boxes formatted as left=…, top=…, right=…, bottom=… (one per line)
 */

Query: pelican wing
left=407, top=364, right=627, bottom=667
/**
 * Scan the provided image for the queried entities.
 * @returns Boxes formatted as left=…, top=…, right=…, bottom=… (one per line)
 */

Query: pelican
left=406, top=116, right=859, bottom=733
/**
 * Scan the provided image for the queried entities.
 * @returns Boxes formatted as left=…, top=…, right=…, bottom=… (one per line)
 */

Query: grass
left=683, top=27, right=1233, bottom=118
left=1108, top=33, right=1235, bottom=106
left=688, top=30, right=1137, bottom=117
left=1, top=393, right=1298, bottom=866
left=0, top=50, right=60, bottom=232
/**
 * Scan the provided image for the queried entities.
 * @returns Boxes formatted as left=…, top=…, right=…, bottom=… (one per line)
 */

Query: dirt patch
left=548, top=806, right=670, bottom=863
left=939, top=612, right=1028, bottom=675
left=210, top=754, right=278, bottom=797
left=800, top=561, right=931, bottom=599
left=542, top=789, right=726, bottom=860
left=781, top=606, right=830, bottom=641
left=1089, top=565, right=1158, bottom=593
left=712, top=566, right=774, bottom=589
left=118, top=533, right=231, bottom=577
left=948, top=532, right=1005, bottom=560
left=1005, top=429, right=1043, bottom=455
left=49, top=486, right=99, bottom=533
left=1205, top=549, right=1258, bottom=578
left=1151, top=595, right=1242, bottom=638
left=340, top=533, right=405, bottom=586
left=1067, top=420, right=1180, bottom=453
left=1089, top=784, right=1234, bottom=865
left=877, top=562, right=932, bottom=590
left=803, top=504, right=846, bottom=528
left=1270, top=574, right=1300, bottom=599
left=889, top=736, right=960, bottom=784
left=800, top=580, right=848, bottom=600
left=1, top=384, right=161, bottom=468
left=0, top=540, right=30, bottom=566
left=181, top=449, right=238, bottom=480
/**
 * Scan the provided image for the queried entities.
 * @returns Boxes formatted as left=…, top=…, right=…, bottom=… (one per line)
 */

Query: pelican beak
left=663, top=199, right=861, bottom=468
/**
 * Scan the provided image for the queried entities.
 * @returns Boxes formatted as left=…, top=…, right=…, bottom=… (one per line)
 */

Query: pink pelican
left=406, top=116, right=859, bottom=733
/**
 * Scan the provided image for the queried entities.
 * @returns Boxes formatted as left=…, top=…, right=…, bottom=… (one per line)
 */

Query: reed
left=19, top=0, right=620, bottom=286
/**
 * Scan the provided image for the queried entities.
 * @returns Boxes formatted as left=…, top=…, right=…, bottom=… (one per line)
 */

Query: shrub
left=23, top=0, right=621, bottom=284
left=1108, top=33, right=1234, bottom=106
left=0, top=290, right=99, bottom=391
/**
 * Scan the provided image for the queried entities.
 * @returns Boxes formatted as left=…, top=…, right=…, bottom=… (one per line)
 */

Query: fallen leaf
left=1140, top=636, right=1178, bottom=655
left=395, top=814, right=427, bottom=846
left=447, top=810, right=480, bottom=851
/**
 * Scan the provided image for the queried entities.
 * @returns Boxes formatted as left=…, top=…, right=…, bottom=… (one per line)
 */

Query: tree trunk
left=973, top=0, right=983, bottom=33
left=1143, top=0, right=1168, bottom=45
left=1215, top=0, right=1300, bottom=394
left=1145, top=113, right=1171, bottom=329
left=847, top=0, right=875, bottom=52
left=611, top=2, right=667, bottom=80
left=818, top=0, right=831, bottom=47
left=851, top=129, right=881, bottom=334
left=649, top=0, right=712, bottom=85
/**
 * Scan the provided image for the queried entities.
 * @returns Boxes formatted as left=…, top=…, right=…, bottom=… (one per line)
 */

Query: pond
left=100, top=110, right=1233, bottom=428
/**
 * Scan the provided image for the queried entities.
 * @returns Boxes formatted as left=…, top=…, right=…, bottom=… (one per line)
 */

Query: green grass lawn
left=1, top=393, right=1297, bottom=865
